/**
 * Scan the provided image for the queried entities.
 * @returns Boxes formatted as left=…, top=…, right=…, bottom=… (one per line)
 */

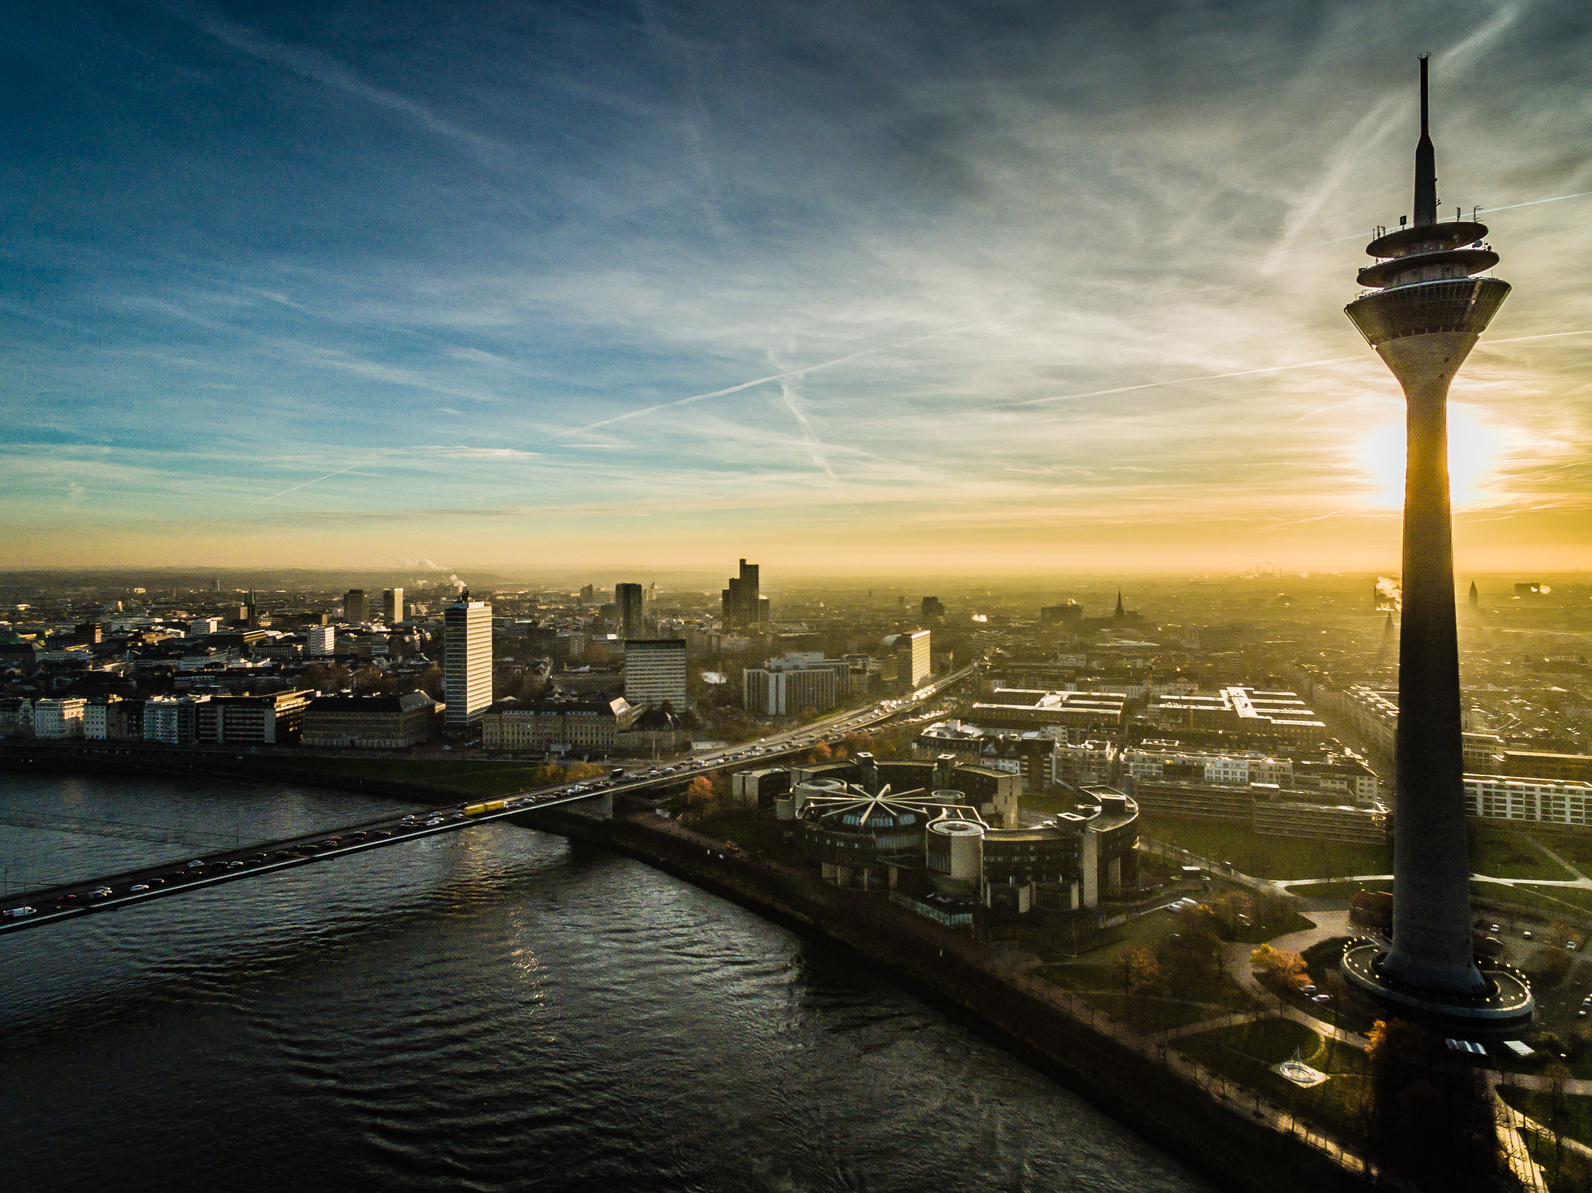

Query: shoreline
left=4, top=748, right=1375, bottom=1192
left=520, top=801, right=1373, bottom=1193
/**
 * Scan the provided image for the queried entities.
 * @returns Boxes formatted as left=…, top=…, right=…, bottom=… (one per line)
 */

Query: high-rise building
left=382, top=587, right=404, bottom=624
left=743, top=665, right=842, bottom=716
left=1339, top=58, right=1531, bottom=1029
left=615, top=583, right=645, bottom=640
left=33, top=697, right=87, bottom=739
left=624, top=638, right=688, bottom=711
left=885, top=630, right=931, bottom=691
left=721, top=559, right=767, bottom=628
left=308, top=625, right=335, bottom=656
left=344, top=589, right=369, bottom=622
left=443, top=599, right=494, bottom=727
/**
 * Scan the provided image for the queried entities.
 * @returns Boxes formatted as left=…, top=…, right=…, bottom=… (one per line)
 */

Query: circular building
left=797, top=784, right=979, bottom=890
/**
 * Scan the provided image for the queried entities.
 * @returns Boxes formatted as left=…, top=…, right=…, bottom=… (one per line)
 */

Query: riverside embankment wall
left=6, top=745, right=1372, bottom=1192
left=521, top=804, right=1374, bottom=1193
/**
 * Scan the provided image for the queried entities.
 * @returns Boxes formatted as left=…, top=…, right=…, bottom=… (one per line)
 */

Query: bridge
left=0, top=665, right=975, bottom=937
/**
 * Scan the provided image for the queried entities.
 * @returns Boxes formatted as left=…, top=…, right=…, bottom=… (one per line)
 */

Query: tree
left=1250, top=944, right=1308, bottom=991
left=684, top=776, right=714, bottom=812
left=1160, top=907, right=1225, bottom=994
left=1547, top=1060, right=1572, bottom=1166
left=350, top=664, right=389, bottom=693
left=808, top=740, right=833, bottom=763
left=1524, top=946, right=1574, bottom=988
left=1210, top=890, right=1252, bottom=937
left=1251, top=888, right=1302, bottom=934
left=1121, top=944, right=1164, bottom=1028
left=301, top=662, right=351, bottom=693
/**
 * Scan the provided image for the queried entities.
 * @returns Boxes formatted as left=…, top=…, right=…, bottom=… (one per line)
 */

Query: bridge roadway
left=0, top=665, right=974, bottom=938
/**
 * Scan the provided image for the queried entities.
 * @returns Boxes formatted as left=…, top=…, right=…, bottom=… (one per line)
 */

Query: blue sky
left=5, top=0, right=1592, bottom=575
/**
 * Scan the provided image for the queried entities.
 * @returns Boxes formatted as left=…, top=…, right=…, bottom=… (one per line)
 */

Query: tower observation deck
left=1339, top=57, right=1532, bottom=1029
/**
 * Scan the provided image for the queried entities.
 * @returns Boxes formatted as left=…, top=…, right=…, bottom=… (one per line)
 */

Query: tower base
left=1341, top=939, right=1534, bottom=1034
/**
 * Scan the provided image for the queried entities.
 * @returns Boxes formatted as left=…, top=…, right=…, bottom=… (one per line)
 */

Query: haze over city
left=6, top=1, right=1592, bottom=574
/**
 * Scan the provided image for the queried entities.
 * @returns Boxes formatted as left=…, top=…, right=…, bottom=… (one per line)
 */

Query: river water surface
left=0, top=772, right=1217, bottom=1192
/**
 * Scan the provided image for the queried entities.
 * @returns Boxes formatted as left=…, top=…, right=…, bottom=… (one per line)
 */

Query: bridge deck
left=0, top=667, right=973, bottom=937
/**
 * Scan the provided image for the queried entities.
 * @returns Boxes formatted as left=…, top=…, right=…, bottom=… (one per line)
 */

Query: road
left=0, top=666, right=976, bottom=936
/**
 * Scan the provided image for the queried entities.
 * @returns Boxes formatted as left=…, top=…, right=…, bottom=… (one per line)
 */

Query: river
left=0, top=772, right=1217, bottom=1192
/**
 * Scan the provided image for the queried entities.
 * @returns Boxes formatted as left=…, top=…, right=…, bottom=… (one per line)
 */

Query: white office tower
left=884, top=629, right=931, bottom=690
left=383, top=587, right=404, bottom=624
left=444, top=599, right=494, bottom=727
left=624, top=638, right=688, bottom=711
left=308, top=625, right=335, bottom=656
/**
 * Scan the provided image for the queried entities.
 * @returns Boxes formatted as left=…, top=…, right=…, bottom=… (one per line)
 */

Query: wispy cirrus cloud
left=5, top=0, right=1592, bottom=572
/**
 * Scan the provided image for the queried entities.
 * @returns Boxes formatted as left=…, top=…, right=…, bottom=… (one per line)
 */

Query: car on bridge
left=2, top=905, right=36, bottom=918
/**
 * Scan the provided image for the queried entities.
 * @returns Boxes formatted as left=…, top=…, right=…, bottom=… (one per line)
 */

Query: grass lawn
left=1024, top=791, right=1082, bottom=817
left=1032, top=910, right=1259, bottom=1032
left=1540, top=833, right=1592, bottom=872
left=1172, top=1018, right=1373, bottom=1145
left=1498, top=1087, right=1592, bottom=1154
left=1472, top=824, right=1578, bottom=881
left=1283, top=879, right=1390, bottom=901
left=1033, top=961, right=1258, bottom=1031
left=1478, top=881, right=1592, bottom=921
left=1141, top=818, right=1581, bottom=885
left=1140, top=816, right=1392, bottom=881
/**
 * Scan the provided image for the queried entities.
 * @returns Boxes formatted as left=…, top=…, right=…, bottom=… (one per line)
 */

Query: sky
left=4, top=0, right=1592, bottom=578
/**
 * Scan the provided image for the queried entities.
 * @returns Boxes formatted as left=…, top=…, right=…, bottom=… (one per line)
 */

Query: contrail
left=1018, top=328, right=1592, bottom=409
left=558, top=326, right=973, bottom=435
left=1479, top=190, right=1592, bottom=216
left=1479, top=328, right=1592, bottom=346
left=1016, top=355, right=1363, bottom=407
left=1251, top=190, right=1592, bottom=264
left=263, top=462, right=365, bottom=502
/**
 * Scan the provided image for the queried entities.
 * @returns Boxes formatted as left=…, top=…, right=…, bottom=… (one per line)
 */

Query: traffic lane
left=0, top=790, right=599, bottom=931
left=3, top=676, right=970, bottom=923
left=2, top=791, right=577, bottom=913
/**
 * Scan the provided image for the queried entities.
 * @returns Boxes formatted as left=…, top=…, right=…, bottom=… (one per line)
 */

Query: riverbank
left=9, top=746, right=1379, bottom=1191
left=520, top=801, right=1378, bottom=1193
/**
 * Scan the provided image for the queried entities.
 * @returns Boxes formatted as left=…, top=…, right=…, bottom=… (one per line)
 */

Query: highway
left=0, top=665, right=975, bottom=937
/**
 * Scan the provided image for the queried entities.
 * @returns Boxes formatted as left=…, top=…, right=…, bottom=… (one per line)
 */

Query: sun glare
left=1359, top=404, right=1503, bottom=510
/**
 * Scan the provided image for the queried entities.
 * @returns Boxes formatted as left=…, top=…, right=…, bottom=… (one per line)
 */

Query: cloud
left=7, top=0, right=1592, bottom=571
left=171, top=5, right=508, bottom=162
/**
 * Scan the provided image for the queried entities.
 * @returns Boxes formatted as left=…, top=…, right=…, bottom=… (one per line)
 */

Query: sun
left=1359, top=403, right=1502, bottom=509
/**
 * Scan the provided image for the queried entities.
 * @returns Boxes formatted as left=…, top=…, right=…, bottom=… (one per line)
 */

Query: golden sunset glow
left=1359, top=403, right=1508, bottom=511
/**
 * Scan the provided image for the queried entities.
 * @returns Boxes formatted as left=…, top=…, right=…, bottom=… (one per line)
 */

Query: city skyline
left=6, top=2, right=1592, bottom=575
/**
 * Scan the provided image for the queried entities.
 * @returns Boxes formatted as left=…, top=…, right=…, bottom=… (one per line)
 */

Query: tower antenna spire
left=1420, top=52, right=1429, bottom=134
left=1414, top=54, right=1437, bottom=226
left=1341, top=49, right=1529, bottom=1027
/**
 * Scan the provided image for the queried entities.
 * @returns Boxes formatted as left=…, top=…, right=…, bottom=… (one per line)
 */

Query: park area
left=1031, top=904, right=1264, bottom=1031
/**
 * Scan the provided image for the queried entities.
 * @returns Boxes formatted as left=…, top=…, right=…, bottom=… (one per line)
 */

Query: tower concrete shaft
left=1380, top=332, right=1483, bottom=994
left=1344, top=58, right=1509, bottom=1000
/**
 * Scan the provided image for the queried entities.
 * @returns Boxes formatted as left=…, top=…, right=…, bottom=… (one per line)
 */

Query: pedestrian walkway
left=1493, top=1086, right=1553, bottom=1192
left=1527, top=834, right=1589, bottom=883
left=1503, top=1069, right=1592, bottom=1099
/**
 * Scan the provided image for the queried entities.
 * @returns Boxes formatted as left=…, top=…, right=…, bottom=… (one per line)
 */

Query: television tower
left=1340, top=57, right=1531, bottom=1027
